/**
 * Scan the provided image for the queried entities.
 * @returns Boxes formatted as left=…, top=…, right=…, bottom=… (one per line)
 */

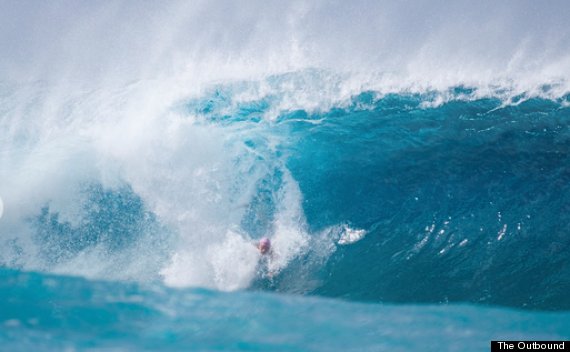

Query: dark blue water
left=283, top=93, right=570, bottom=309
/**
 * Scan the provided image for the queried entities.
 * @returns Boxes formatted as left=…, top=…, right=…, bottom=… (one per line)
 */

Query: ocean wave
left=0, top=71, right=568, bottom=309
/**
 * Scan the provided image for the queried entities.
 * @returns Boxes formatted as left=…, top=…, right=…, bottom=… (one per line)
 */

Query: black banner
left=492, top=341, right=569, bottom=351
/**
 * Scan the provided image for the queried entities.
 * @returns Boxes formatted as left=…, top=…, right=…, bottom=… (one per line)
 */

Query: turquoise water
left=1, top=84, right=569, bottom=350
left=1, top=1, right=570, bottom=349
left=2, top=268, right=570, bottom=351
left=190, top=86, right=570, bottom=309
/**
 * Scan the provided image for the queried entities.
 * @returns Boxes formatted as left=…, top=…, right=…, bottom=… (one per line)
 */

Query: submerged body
left=256, top=237, right=276, bottom=279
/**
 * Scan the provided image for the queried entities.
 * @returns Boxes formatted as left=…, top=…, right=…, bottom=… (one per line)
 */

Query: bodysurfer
left=257, top=237, right=272, bottom=256
left=256, top=237, right=275, bottom=279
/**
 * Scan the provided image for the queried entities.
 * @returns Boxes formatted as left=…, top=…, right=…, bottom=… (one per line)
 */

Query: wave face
left=188, top=82, right=570, bottom=309
left=270, top=91, right=570, bottom=309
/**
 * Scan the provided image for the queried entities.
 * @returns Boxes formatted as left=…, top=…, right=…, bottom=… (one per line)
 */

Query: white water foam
left=0, top=78, right=312, bottom=290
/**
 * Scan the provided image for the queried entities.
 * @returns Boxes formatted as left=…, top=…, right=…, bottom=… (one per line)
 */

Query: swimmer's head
left=258, top=237, right=271, bottom=254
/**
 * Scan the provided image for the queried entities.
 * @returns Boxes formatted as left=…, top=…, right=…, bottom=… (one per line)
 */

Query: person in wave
left=256, top=237, right=276, bottom=279
left=257, top=237, right=272, bottom=256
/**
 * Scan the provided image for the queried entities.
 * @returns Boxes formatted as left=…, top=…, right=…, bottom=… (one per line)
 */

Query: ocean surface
left=2, top=268, right=570, bottom=351
left=1, top=1, right=570, bottom=351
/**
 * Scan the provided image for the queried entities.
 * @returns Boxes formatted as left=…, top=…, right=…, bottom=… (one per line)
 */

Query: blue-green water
left=2, top=1, right=570, bottom=349
left=191, top=85, right=570, bottom=309
left=1, top=82, right=569, bottom=350
left=2, top=268, right=570, bottom=351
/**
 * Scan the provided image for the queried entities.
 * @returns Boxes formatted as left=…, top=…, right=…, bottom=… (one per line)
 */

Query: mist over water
left=1, top=0, right=570, bottom=89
